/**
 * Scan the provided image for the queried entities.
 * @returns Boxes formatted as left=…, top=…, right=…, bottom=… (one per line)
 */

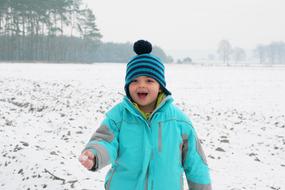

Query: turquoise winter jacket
left=83, top=96, right=212, bottom=190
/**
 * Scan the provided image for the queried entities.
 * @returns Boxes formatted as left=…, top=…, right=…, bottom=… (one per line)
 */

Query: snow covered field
left=0, top=63, right=284, bottom=190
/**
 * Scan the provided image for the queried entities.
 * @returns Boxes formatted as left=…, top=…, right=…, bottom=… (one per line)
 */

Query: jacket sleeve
left=181, top=122, right=212, bottom=190
left=82, top=115, right=120, bottom=171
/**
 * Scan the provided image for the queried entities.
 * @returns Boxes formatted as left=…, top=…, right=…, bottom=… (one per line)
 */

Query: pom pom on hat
left=133, top=40, right=152, bottom=55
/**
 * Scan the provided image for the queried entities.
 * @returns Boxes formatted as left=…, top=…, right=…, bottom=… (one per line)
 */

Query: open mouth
left=137, top=92, right=148, bottom=98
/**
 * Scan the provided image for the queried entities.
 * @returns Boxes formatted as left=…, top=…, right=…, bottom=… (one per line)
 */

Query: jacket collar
left=122, top=95, right=174, bottom=120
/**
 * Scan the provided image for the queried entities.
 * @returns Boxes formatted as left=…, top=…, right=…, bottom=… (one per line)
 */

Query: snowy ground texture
left=0, top=63, right=285, bottom=190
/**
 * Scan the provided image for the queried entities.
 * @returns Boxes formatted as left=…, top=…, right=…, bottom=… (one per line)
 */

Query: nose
left=137, top=80, right=147, bottom=88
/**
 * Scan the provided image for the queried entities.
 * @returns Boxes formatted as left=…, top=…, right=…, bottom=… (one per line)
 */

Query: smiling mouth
left=137, top=92, right=148, bottom=98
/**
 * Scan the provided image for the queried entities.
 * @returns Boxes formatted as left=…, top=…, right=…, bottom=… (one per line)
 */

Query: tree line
left=216, top=40, right=285, bottom=65
left=93, top=42, right=173, bottom=63
left=0, top=0, right=102, bottom=62
left=254, top=42, right=285, bottom=65
left=0, top=0, right=172, bottom=63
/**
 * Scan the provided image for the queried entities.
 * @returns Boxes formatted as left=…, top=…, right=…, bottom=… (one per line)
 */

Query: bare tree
left=217, top=40, right=232, bottom=66
left=273, top=42, right=285, bottom=64
left=232, top=47, right=246, bottom=64
left=254, top=45, right=266, bottom=64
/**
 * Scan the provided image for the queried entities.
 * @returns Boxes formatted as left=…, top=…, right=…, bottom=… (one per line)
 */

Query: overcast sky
left=83, top=0, right=284, bottom=54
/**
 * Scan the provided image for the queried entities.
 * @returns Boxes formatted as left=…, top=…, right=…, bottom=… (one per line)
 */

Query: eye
left=131, top=79, right=138, bottom=83
left=146, top=79, right=154, bottom=83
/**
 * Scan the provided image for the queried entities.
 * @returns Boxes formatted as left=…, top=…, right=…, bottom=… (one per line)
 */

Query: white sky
left=84, top=0, right=284, bottom=53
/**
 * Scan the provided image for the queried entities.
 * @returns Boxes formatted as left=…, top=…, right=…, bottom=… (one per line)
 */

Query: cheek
left=149, top=86, right=160, bottom=94
left=153, top=84, right=161, bottom=92
left=129, top=84, right=136, bottom=94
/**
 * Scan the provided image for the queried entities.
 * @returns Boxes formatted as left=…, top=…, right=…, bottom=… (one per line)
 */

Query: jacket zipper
left=158, top=122, right=162, bottom=152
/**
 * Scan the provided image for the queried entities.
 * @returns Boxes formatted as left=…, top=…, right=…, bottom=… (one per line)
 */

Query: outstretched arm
left=79, top=116, right=120, bottom=171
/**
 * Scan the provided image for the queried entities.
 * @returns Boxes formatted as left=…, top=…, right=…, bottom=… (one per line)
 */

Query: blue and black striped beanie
left=125, top=40, right=171, bottom=98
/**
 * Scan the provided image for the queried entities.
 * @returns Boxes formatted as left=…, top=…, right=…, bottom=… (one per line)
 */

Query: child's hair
left=124, top=40, right=171, bottom=98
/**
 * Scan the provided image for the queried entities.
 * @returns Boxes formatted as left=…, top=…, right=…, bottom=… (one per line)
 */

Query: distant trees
left=217, top=40, right=247, bottom=65
left=0, top=0, right=102, bottom=62
left=216, top=39, right=285, bottom=65
left=177, top=57, right=192, bottom=64
left=254, top=45, right=266, bottom=64
left=152, top=45, right=174, bottom=63
left=254, top=42, right=285, bottom=65
left=232, top=47, right=246, bottom=64
left=217, top=40, right=232, bottom=66
left=77, top=8, right=102, bottom=40
left=0, top=0, right=101, bottom=39
left=93, top=42, right=173, bottom=63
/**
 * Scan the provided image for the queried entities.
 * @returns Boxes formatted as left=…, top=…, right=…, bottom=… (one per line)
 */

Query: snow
left=0, top=63, right=285, bottom=190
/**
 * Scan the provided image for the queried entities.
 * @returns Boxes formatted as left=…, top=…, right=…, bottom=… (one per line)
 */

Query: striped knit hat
left=124, top=40, right=171, bottom=98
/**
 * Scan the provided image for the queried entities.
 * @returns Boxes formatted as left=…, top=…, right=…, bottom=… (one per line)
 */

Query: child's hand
left=79, top=150, right=95, bottom=170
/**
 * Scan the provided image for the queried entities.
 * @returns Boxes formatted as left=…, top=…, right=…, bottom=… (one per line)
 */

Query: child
left=79, top=40, right=212, bottom=190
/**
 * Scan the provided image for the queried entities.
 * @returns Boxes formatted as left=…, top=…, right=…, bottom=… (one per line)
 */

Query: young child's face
left=129, top=76, right=161, bottom=112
